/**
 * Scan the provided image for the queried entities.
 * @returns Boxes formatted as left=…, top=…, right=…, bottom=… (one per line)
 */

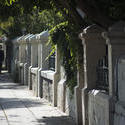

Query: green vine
left=49, top=21, right=79, bottom=93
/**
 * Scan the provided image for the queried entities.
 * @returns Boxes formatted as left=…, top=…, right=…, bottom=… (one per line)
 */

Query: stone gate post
left=19, top=34, right=31, bottom=85
left=74, top=39, right=84, bottom=125
left=79, top=25, right=106, bottom=125
left=36, top=31, right=50, bottom=97
left=103, top=21, right=125, bottom=97
left=28, top=35, right=37, bottom=90
left=17, top=35, right=25, bottom=84
left=23, top=34, right=33, bottom=85
left=11, top=38, right=19, bottom=82
left=102, top=21, right=125, bottom=125
left=53, top=45, right=61, bottom=106
left=57, top=63, right=66, bottom=112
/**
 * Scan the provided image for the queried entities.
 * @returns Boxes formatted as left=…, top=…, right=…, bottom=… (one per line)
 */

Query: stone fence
left=11, top=21, right=125, bottom=125
left=11, top=30, right=77, bottom=122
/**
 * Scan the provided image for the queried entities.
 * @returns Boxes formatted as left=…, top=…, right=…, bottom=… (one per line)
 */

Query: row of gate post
left=75, top=21, right=125, bottom=125
left=11, top=21, right=125, bottom=125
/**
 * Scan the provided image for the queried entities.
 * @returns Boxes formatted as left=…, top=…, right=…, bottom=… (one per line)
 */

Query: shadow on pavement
left=0, top=71, right=76, bottom=125
left=36, top=116, right=76, bottom=125
left=0, top=97, right=48, bottom=109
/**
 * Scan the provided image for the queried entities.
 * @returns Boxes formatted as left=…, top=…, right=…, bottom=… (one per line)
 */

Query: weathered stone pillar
left=27, top=36, right=32, bottom=67
left=11, top=38, right=19, bottom=82
left=57, top=58, right=66, bottom=111
left=28, top=35, right=36, bottom=90
left=102, top=21, right=125, bottom=125
left=17, top=35, right=25, bottom=84
left=26, top=35, right=33, bottom=88
left=37, top=31, right=50, bottom=69
left=23, top=34, right=33, bottom=85
left=29, top=34, right=39, bottom=96
left=53, top=45, right=60, bottom=106
left=103, top=21, right=125, bottom=98
left=79, top=25, right=106, bottom=125
left=37, top=31, right=50, bottom=97
left=74, top=42, right=84, bottom=125
left=19, top=34, right=31, bottom=85
left=30, top=35, right=38, bottom=67
left=25, top=35, right=33, bottom=86
left=20, top=36, right=26, bottom=85
left=17, top=36, right=23, bottom=63
left=16, top=36, right=23, bottom=83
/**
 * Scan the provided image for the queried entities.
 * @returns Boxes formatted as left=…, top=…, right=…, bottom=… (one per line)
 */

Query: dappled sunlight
left=0, top=72, right=75, bottom=125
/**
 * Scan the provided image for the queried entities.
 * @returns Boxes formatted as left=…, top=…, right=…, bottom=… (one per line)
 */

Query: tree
left=1, top=0, right=125, bottom=30
left=1, top=0, right=125, bottom=92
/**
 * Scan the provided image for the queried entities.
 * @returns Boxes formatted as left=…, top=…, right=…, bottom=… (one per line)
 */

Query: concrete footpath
left=0, top=71, right=76, bottom=125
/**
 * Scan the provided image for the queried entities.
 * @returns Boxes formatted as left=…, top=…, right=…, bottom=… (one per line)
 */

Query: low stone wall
left=42, top=78, right=53, bottom=103
left=114, top=102, right=125, bottom=125
left=31, top=68, right=38, bottom=96
left=41, top=70, right=55, bottom=103
left=65, top=88, right=76, bottom=120
left=88, top=90, right=111, bottom=125
left=57, top=81, right=76, bottom=120
left=57, top=79, right=66, bottom=112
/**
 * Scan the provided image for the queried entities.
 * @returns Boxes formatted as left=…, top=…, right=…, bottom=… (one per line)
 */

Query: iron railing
left=49, top=52, right=55, bottom=71
left=96, top=56, right=109, bottom=91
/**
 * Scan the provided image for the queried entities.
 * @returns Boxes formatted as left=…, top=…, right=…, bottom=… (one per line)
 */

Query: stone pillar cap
left=20, top=34, right=32, bottom=44
left=17, top=35, right=25, bottom=44
left=26, top=34, right=34, bottom=42
left=29, top=34, right=38, bottom=44
left=27, top=34, right=34, bottom=41
left=79, top=24, right=105, bottom=40
left=16, top=36, right=23, bottom=42
left=18, top=34, right=30, bottom=44
left=37, top=30, right=49, bottom=41
left=103, top=21, right=125, bottom=44
left=23, top=34, right=33, bottom=43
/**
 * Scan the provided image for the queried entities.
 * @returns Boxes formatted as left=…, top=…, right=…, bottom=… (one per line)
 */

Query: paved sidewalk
left=0, top=71, right=76, bottom=125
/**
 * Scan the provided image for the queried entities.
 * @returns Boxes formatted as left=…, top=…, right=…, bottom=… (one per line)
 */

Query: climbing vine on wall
left=49, top=21, right=81, bottom=93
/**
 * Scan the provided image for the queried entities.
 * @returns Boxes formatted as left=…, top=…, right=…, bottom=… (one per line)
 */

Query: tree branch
left=76, top=0, right=114, bottom=29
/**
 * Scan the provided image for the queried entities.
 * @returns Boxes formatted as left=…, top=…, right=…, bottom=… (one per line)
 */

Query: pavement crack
left=0, top=103, right=10, bottom=125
